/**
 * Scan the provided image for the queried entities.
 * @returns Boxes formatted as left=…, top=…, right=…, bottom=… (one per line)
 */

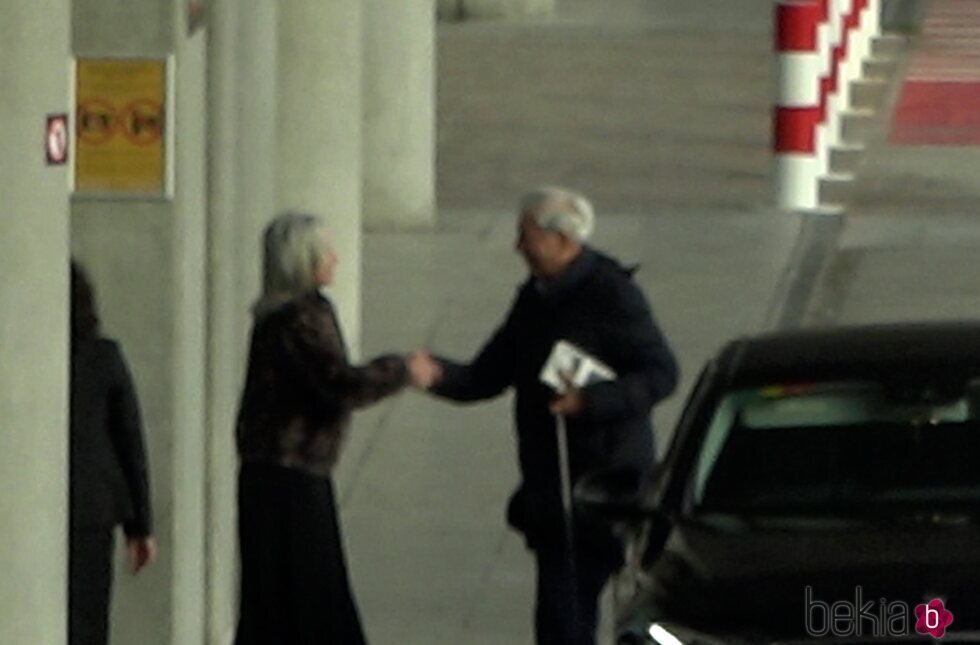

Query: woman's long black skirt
left=235, top=462, right=367, bottom=645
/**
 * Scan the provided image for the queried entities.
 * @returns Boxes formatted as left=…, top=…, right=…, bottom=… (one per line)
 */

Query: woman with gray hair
left=234, top=212, right=407, bottom=644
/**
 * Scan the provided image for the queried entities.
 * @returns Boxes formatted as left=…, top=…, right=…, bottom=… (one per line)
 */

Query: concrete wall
left=73, top=0, right=172, bottom=55
left=70, top=203, right=175, bottom=642
left=438, top=0, right=464, bottom=20
left=463, top=0, right=555, bottom=19
left=0, top=0, right=71, bottom=642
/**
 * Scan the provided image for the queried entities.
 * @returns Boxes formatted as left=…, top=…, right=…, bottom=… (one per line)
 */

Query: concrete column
left=170, top=0, right=209, bottom=642
left=205, top=0, right=248, bottom=642
left=277, top=0, right=363, bottom=358
left=463, top=0, right=555, bottom=19
left=363, top=0, right=436, bottom=230
left=0, top=0, right=71, bottom=643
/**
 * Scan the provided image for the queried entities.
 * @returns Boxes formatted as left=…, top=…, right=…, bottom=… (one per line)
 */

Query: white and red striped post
left=853, top=0, right=873, bottom=65
left=775, top=0, right=823, bottom=210
left=867, top=0, right=881, bottom=39
left=862, top=0, right=881, bottom=60
left=824, top=0, right=845, bottom=152
left=815, top=0, right=832, bottom=174
left=840, top=0, right=857, bottom=109
left=776, top=0, right=883, bottom=210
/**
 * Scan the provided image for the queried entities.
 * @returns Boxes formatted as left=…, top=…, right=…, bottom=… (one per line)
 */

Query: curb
left=766, top=212, right=845, bottom=330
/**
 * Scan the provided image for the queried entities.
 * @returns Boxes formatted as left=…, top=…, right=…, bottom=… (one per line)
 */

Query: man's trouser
left=533, top=538, right=619, bottom=645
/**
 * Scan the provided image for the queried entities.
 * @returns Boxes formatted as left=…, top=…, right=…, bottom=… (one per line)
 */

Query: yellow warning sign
left=75, top=59, right=166, bottom=194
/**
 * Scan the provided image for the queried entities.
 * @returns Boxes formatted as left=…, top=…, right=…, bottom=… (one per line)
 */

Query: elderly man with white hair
left=409, top=186, right=678, bottom=645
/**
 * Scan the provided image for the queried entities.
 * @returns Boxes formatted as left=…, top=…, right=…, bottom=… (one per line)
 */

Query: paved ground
left=334, top=2, right=801, bottom=644
left=436, top=0, right=775, bottom=214
left=805, top=0, right=980, bottom=328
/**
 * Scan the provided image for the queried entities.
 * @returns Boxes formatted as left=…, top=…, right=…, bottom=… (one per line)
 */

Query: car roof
left=717, top=321, right=980, bottom=388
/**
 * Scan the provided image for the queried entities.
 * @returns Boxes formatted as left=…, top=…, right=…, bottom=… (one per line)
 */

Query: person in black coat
left=407, top=187, right=678, bottom=645
left=234, top=212, right=408, bottom=645
left=69, top=261, right=156, bottom=645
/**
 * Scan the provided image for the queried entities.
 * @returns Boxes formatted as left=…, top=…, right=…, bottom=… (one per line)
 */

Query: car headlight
left=647, top=623, right=686, bottom=645
left=617, top=622, right=727, bottom=645
left=615, top=622, right=687, bottom=645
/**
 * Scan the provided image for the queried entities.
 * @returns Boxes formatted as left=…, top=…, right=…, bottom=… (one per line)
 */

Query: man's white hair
left=519, top=186, right=595, bottom=243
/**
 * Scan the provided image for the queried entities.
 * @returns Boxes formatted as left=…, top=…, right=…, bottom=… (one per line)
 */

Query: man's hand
left=550, top=389, right=585, bottom=417
left=126, top=536, right=157, bottom=574
left=408, top=349, right=443, bottom=390
left=549, top=372, right=585, bottom=417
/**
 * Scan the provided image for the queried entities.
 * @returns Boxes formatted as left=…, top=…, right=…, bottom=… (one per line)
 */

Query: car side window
left=687, top=393, right=740, bottom=511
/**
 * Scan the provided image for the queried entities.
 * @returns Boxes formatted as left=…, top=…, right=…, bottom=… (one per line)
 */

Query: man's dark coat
left=433, top=247, right=678, bottom=546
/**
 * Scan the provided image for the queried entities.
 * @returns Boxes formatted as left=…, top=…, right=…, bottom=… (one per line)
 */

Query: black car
left=577, top=322, right=980, bottom=644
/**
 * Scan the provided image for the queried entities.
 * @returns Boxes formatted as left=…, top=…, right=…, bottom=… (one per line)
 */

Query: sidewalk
left=336, top=2, right=801, bottom=643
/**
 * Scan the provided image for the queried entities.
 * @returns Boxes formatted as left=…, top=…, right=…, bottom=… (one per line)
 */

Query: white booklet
left=539, top=340, right=617, bottom=393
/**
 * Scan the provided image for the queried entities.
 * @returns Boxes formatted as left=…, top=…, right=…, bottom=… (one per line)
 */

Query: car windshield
left=690, top=380, right=980, bottom=515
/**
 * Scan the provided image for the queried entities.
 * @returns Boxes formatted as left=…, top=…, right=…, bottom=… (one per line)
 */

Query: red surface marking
left=890, top=82, right=980, bottom=145
left=889, top=0, right=980, bottom=145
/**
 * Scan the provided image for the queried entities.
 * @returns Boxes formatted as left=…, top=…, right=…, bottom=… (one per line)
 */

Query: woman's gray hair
left=254, top=211, right=330, bottom=315
left=519, top=186, right=595, bottom=243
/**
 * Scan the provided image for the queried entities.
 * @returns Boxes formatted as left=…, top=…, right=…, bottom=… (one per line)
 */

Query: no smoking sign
left=46, top=113, right=69, bottom=166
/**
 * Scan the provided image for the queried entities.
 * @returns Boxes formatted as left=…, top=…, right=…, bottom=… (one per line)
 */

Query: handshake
left=406, top=349, right=442, bottom=390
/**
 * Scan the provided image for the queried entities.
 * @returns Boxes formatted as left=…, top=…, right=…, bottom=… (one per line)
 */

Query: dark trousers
left=236, top=462, right=367, bottom=645
left=533, top=537, right=619, bottom=645
left=68, top=527, right=115, bottom=645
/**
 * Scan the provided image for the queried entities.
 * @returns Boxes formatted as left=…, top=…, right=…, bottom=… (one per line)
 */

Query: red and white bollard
left=775, top=0, right=882, bottom=210
left=775, top=1, right=823, bottom=210
left=815, top=0, right=832, bottom=174
left=866, top=0, right=881, bottom=40
left=824, top=0, right=845, bottom=154
left=841, top=0, right=862, bottom=114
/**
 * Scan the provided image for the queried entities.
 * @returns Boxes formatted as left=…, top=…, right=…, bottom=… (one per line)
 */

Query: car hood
left=641, top=515, right=980, bottom=640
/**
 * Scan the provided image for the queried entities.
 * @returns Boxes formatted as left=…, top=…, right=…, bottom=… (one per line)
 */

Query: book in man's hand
left=539, top=340, right=616, bottom=394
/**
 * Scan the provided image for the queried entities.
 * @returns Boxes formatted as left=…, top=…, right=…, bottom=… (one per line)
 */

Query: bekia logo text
left=805, top=586, right=954, bottom=639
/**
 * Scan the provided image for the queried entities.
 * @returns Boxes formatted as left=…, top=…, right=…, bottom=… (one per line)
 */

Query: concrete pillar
left=205, top=0, right=250, bottom=641
left=277, top=0, right=363, bottom=358
left=463, top=0, right=555, bottom=19
left=363, top=0, right=436, bottom=230
left=0, top=1, right=71, bottom=643
left=170, top=0, right=209, bottom=642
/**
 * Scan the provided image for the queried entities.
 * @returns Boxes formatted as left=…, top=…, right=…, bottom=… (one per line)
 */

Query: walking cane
left=555, top=411, right=581, bottom=629
left=542, top=344, right=616, bottom=637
